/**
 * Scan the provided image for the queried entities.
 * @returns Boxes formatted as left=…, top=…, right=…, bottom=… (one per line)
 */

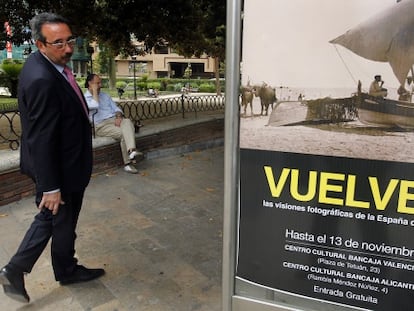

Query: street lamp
left=87, top=45, right=94, bottom=73
left=131, top=55, right=137, bottom=100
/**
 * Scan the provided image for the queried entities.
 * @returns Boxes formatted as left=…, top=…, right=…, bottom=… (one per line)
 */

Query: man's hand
left=114, top=112, right=123, bottom=127
left=114, top=117, right=122, bottom=127
left=90, top=82, right=100, bottom=102
left=90, top=81, right=99, bottom=94
left=38, top=192, right=65, bottom=215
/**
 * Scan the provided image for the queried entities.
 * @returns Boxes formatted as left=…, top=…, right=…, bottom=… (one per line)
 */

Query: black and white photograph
left=240, top=0, right=414, bottom=163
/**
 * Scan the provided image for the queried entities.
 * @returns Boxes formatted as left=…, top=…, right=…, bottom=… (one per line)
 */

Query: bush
left=116, top=81, right=127, bottom=89
left=100, top=78, right=110, bottom=88
left=173, top=83, right=184, bottom=92
left=160, top=79, right=169, bottom=91
left=166, top=84, right=176, bottom=92
left=137, top=82, right=146, bottom=91
left=112, top=77, right=220, bottom=94
left=1, top=59, right=24, bottom=98
left=198, top=83, right=216, bottom=93
left=147, top=82, right=161, bottom=90
left=0, top=97, right=18, bottom=111
left=76, top=77, right=86, bottom=89
left=139, top=75, right=148, bottom=83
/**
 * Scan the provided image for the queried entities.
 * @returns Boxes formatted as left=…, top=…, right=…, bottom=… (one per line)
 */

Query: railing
left=119, top=94, right=225, bottom=121
left=0, top=109, right=20, bottom=150
left=0, top=94, right=225, bottom=151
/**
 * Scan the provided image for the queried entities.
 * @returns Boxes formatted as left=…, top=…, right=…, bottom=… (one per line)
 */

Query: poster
left=237, top=1, right=414, bottom=310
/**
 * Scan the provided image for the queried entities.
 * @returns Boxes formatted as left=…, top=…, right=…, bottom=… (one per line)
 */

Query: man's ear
left=35, top=40, right=45, bottom=53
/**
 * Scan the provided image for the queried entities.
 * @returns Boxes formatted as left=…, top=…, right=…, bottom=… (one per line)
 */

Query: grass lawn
left=0, top=96, right=17, bottom=111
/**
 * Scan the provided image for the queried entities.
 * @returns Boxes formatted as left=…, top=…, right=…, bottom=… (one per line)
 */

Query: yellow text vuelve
left=263, top=166, right=414, bottom=215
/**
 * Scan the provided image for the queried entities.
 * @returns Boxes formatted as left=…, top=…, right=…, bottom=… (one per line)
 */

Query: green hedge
left=112, top=78, right=223, bottom=93
left=199, top=83, right=216, bottom=93
left=0, top=97, right=18, bottom=111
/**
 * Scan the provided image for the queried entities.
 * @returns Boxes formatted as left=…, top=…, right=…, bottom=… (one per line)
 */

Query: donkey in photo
left=241, top=85, right=254, bottom=116
left=254, top=82, right=277, bottom=116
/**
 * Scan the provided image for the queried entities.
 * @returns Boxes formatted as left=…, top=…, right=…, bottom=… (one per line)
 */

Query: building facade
left=114, top=43, right=216, bottom=79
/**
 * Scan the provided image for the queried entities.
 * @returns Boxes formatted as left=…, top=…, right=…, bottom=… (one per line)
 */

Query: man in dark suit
left=0, top=13, right=104, bottom=303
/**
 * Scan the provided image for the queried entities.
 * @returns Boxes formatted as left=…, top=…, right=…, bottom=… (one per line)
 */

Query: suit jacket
left=18, top=51, right=92, bottom=193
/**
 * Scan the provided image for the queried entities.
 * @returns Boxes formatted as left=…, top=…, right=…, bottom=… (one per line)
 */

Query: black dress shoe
left=0, top=266, right=30, bottom=303
left=59, top=265, right=105, bottom=285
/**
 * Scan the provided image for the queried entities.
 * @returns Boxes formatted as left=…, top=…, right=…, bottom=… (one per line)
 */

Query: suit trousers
left=9, top=191, right=84, bottom=280
left=95, top=117, right=137, bottom=164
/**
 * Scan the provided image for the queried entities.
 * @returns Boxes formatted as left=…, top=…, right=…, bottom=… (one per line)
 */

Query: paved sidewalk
left=0, top=146, right=224, bottom=310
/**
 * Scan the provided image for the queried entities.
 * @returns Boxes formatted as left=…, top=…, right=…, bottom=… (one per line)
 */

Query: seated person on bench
left=84, top=74, right=143, bottom=174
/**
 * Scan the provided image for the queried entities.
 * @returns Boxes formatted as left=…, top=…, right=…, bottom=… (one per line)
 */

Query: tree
left=0, top=0, right=226, bottom=91
left=0, top=1, right=32, bottom=47
left=2, top=0, right=225, bottom=54
left=169, top=0, right=226, bottom=94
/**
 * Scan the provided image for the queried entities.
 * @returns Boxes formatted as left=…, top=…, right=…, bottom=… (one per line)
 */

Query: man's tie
left=64, top=66, right=89, bottom=117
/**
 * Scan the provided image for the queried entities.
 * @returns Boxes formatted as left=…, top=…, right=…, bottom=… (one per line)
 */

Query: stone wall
left=0, top=119, right=224, bottom=206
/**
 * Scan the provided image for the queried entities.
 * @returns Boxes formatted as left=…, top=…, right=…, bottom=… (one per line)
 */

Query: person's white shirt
left=84, top=90, right=123, bottom=124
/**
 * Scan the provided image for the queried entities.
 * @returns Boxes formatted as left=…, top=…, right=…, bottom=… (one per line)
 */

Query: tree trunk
left=214, top=56, right=221, bottom=95
left=108, top=49, right=117, bottom=89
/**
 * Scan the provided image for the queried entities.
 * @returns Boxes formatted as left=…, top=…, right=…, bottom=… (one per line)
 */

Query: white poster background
left=242, top=0, right=398, bottom=89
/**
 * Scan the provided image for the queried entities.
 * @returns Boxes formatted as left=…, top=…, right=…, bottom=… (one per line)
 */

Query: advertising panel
left=237, top=1, right=414, bottom=310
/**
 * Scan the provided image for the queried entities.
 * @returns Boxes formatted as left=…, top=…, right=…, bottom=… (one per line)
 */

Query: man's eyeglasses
left=44, top=37, right=77, bottom=49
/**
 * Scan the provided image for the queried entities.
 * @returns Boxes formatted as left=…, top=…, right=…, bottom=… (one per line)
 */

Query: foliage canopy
left=0, top=0, right=226, bottom=61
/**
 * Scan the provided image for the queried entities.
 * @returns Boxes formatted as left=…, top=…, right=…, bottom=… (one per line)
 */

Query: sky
left=242, top=0, right=401, bottom=89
